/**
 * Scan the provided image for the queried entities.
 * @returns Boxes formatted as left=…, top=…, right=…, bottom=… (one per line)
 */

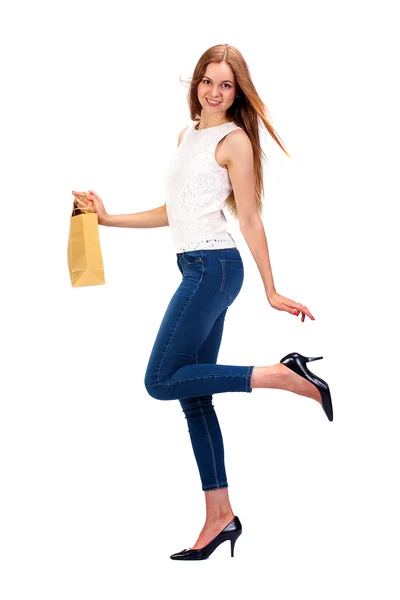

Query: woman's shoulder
left=225, top=125, right=250, bottom=142
left=220, top=127, right=253, bottom=166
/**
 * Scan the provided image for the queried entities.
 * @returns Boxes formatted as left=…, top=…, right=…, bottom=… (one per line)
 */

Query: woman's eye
left=203, top=79, right=231, bottom=89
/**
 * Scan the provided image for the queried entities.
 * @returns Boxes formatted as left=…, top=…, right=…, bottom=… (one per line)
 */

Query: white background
left=1, top=0, right=399, bottom=598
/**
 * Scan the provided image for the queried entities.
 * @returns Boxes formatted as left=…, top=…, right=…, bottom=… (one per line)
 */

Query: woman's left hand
left=267, top=290, right=315, bottom=322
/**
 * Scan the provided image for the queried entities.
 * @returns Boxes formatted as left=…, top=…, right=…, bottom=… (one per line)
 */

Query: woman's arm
left=224, top=131, right=314, bottom=322
left=224, top=130, right=276, bottom=296
left=101, top=204, right=168, bottom=228
left=240, top=219, right=276, bottom=296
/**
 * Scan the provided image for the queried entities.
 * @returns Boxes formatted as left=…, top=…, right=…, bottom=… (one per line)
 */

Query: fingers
left=72, top=191, right=89, bottom=199
left=293, top=303, right=315, bottom=322
left=72, top=191, right=94, bottom=206
left=298, top=304, right=314, bottom=321
left=73, top=194, right=95, bottom=212
left=75, top=197, right=89, bottom=207
left=88, top=190, right=103, bottom=206
left=72, top=190, right=101, bottom=207
left=283, top=298, right=315, bottom=321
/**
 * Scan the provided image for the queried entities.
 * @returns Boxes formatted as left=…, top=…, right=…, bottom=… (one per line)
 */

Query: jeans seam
left=199, top=249, right=204, bottom=282
left=202, top=482, right=228, bottom=490
left=183, top=256, right=201, bottom=265
left=182, top=250, right=204, bottom=266
left=156, top=260, right=204, bottom=385
left=158, top=374, right=250, bottom=384
left=155, top=374, right=251, bottom=398
left=193, top=351, right=219, bottom=489
left=219, top=259, right=232, bottom=302
left=219, top=259, right=243, bottom=302
left=219, top=259, right=225, bottom=296
left=156, top=287, right=198, bottom=385
left=198, top=401, right=220, bottom=488
left=245, top=365, right=254, bottom=393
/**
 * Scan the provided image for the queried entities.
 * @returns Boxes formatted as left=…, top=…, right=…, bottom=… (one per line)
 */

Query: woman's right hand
left=72, top=189, right=109, bottom=225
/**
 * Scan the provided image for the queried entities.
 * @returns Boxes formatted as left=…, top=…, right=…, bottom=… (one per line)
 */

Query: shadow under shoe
left=170, top=516, right=242, bottom=560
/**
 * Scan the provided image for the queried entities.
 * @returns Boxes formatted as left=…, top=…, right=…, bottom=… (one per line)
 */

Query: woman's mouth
left=206, top=98, right=221, bottom=107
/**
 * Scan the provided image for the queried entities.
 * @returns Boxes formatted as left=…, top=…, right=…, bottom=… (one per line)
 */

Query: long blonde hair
left=181, top=44, right=292, bottom=219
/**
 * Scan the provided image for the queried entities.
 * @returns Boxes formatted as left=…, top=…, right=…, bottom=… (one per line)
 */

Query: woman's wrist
left=98, top=213, right=111, bottom=226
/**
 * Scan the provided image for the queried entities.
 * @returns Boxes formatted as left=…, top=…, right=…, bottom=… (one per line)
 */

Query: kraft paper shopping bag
left=67, top=198, right=106, bottom=287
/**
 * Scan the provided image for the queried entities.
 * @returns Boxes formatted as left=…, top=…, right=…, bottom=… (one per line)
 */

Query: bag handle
left=71, top=198, right=94, bottom=217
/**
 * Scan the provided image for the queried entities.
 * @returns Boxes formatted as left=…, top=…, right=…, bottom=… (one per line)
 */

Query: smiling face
left=197, top=61, right=237, bottom=118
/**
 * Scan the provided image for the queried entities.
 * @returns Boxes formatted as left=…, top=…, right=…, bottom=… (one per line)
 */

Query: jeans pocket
left=219, top=259, right=244, bottom=303
left=182, top=251, right=203, bottom=265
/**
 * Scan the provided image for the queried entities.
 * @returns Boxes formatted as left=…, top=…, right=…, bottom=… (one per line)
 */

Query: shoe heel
left=230, top=532, right=241, bottom=557
left=279, top=353, right=333, bottom=422
left=306, top=355, right=323, bottom=363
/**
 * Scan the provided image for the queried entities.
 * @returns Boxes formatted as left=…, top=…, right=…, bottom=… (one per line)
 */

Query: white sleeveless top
left=164, top=120, right=242, bottom=253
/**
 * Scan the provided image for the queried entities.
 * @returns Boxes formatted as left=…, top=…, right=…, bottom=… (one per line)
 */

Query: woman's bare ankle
left=250, top=364, right=287, bottom=389
left=205, top=510, right=235, bottom=529
left=251, top=363, right=321, bottom=403
left=204, top=489, right=234, bottom=526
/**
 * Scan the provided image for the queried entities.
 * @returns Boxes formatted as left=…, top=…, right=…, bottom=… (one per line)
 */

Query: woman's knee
left=144, top=375, right=174, bottom=400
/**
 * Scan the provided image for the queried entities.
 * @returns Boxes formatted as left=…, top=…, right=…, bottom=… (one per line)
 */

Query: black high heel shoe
left=279, top=352, right=333, bottom=421
left=170, top=516, right=242, bottom=560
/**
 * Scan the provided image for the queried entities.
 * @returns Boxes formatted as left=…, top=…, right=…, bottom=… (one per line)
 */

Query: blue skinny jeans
left=144, top=247, right=255, bottom=491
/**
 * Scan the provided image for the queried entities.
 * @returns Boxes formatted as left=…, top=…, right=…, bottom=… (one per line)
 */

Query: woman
left=73, top=43, right=333, bottom=561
